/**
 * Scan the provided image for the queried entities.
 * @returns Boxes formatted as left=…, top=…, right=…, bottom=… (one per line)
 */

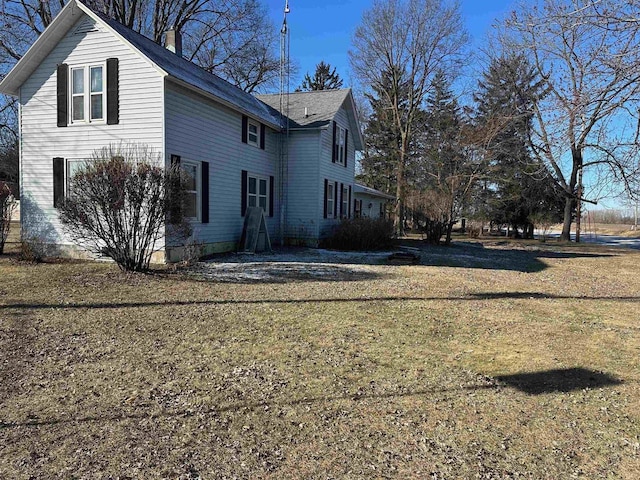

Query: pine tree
left=473, top=54, right=563, bottom=237
left=359, top=66, right=407, bottom=194
left=298, top=61, right=344, bottom=91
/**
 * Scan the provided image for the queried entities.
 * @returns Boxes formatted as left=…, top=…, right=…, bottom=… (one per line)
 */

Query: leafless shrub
left=17, top=236, right=48, bottom=263
left=0, top=183, right=16, bottom=254
left=58, top=143, right=191, bottom=272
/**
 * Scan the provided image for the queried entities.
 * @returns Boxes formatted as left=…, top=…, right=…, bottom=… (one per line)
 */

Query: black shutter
left=56, top=64, right=68, bottom=127
left=260, top=124, right=266, bottom=150
left=344, top=129, right=349, bottom=168
left=331, top=121, right=337, bottom=163
left=106, top=58, right=119, bottom=125
left=334, top=181, right=338, bottom=217
left=241, top=115, right=248, bottom=144
left=269, top=175, right=274, bottom=217
left=53, top=157, right=65, bottom=207
left=348, top=185, right=352, bottom=218
left=241, top=170, right=248, bottom=216
left=323, top=179, right=328, bottom=218
left=201, top=161, right=209, bottom=223
left=340, top=183, right=344, bottom=218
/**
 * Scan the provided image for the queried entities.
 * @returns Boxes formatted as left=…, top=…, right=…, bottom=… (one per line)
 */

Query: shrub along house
left=0, top=0, right=366, bottom=260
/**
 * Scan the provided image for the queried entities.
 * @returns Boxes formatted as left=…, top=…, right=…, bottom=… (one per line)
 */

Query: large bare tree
left=349, top=0, right=468, bottom=234
left=501, top=0, right=640, bottom=241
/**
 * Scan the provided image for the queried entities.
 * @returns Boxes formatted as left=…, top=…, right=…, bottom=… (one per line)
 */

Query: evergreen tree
left=359, top=66, right=408, bottom=194
left=298, top=61, right=344, bottom=91
left=473, top=54, right=563, bottom=237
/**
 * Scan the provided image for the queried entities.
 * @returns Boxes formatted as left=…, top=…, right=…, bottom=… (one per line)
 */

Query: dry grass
left=1, top=234, right=639, bottom=478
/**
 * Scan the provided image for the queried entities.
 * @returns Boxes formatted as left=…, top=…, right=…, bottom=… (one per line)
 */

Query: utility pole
left=278, top=0, right=290, bottom=245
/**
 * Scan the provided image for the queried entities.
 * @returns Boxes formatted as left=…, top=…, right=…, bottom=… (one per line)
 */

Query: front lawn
left=1, top=241, right=639, bottom=478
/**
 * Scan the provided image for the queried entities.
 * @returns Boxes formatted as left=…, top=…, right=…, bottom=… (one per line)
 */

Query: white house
left=353, top=183, right=395, bottom=219
left=0, top=0, right=375, bottom=261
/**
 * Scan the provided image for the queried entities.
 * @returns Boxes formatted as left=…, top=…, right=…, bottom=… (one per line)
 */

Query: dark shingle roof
left=256, top=89, right=351, bottom=129
left=92, top=10, right=282, bottom=128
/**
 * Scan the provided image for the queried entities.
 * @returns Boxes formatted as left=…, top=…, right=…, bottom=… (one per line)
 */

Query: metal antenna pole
left=278, top=0, right=290, bottom=246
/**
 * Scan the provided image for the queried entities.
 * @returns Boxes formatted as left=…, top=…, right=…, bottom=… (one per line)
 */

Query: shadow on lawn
left=1, top=292, right=640, bottom=312
left=0, top=368, right=623, bottom=430
left=406, top=240, right=618, bottom=273
left=496, top=368, right=623, bottom=395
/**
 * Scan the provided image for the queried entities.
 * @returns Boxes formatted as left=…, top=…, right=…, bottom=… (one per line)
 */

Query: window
left=247, top=173, right=269, bottom=212
left=326, top=182, right=335, bottom=218
left=181, top=160, right=200, bottom=220
left=65, top=159, right=91, bottom=195
left=354, top=199, right=362, bottom=218
left=341, top=185, right=349, bottom=218
left=248, top=120, right=259, bottom=146
left=70, top=64, right=106, bottom=124
left=334, top=125, right=346, bottom=165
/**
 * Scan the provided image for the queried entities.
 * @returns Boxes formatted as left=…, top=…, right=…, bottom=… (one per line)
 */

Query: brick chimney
left=165, top=28, right=182, bottom=57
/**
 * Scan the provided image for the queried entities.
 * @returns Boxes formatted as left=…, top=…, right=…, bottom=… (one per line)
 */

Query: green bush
left=321, top=217, right=395, bottom=251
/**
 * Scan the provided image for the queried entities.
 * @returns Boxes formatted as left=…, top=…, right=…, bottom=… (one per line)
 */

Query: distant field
left=1, top=237, right=639, bottom=478
left=552, top=222, right=640, bottom=237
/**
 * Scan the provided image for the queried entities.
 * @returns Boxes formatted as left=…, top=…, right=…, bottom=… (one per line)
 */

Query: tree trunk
left=394, top=142, right=407, bottom=237
left=444, top=221, right=454, bottom=245
left=560, top=196, right=574, bottom=241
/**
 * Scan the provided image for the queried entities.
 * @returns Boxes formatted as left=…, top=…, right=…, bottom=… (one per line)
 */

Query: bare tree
left=500, top=0, right=640, bottom=241
left=349, top=0, right=468, bottom=235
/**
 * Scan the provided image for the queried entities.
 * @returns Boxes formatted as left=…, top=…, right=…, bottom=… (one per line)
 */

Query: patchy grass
left=1, top=239, right=639, bottom=478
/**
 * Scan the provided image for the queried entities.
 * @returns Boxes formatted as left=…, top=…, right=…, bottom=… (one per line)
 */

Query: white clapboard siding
left=20, top=13, right=164, bottom=245
left=285, top=130, right=321, bottom=242
left=164, top=81, right=279, bottom=246
left=318, top=107, right=355, bottom=238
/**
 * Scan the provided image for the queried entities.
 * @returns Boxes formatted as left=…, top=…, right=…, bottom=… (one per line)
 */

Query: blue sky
left=265, top=0, right=516, bottom=89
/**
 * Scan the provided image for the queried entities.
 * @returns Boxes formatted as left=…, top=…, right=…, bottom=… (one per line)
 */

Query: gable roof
left=0, top=0, right=281, bottom=129
left=257, top=89, right=364, bottom=150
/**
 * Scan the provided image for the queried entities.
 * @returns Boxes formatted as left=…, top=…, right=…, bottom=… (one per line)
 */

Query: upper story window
left=337, top=127, right=346, bottom=164
left=241, top=115, right=265, bottom=149
left=248, top=121, right=259, bottom=147
left=332, top=122, right=348, bottom=166
left=57, top=59, right=119, bottom=127
left=70, top=64, right=106, bottom=124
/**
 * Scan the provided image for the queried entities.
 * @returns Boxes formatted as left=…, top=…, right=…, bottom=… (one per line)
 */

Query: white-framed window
left=247, top=173, right=269, bottom=212
left=181, top=160, right=201, bottom=220
left=342, top=185, right=349, bottom=218
left=326, top=182, right=335, bottom=218
left=70, top=64, right=106, bottom=124
left=335, top=126, right=346, bottom=165
left=65, top=158, right=92, bottom=195
left=247, top=120, right=259, bottom=147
